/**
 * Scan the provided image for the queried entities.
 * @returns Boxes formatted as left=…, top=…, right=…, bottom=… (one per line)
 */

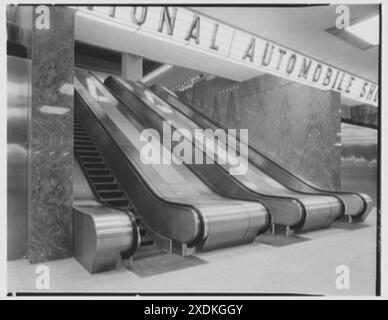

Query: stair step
left=94, top=183, right=119, bottom=190
left=99, top=190, right=125, bottom=199
left=74, top=131, right=88, bottom=137
left=77, top=151, right=100, bottom=157
left=74, top=137, right=90, bottom=142
left=104, top=198, right=129, bottom=207
left=74, top=128, right=86, bottom=133
left=80, top=157, right=103, bottom=162
left=74, top=137, right=88, bottom=141
left=74, top=145, right=95, bottom=151
left=90, top=176, right=115, bottom=183
left=87, top=169, right=111, bottom=176
left=83, top=162, right=106, bottom=169
left=75, top=140, right=93, bottom=146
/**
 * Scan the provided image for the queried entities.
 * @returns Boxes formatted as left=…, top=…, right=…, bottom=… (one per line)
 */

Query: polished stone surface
left=178, top=73, right=342, bottom=190
left=29, top=7, right=74, bottom=263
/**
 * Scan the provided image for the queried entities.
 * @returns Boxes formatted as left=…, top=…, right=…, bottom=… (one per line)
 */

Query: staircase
left=74, top=116, right=154, bottom=248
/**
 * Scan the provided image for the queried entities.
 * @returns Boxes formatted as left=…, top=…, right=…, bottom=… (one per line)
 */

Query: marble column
left=28, top=6, right=75, bottom=263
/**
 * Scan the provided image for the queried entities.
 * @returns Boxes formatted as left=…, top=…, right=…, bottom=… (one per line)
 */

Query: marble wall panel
left=28, top=6, right=75, bottom=263
left=178, top=73, right=341, bottom=190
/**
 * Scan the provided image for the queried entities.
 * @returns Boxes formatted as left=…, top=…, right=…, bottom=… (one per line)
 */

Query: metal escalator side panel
left=339, top=192, right=373, bottom=222
left=294, top=197, right=341, bottom=232
left=198, top=201, right=269, bottom=251
left=73, top=206, right=135, bottom=274
left=356, top=193, right=373, bottom=222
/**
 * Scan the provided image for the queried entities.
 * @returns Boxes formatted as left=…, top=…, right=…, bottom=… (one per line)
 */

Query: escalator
left=150, top=84, right=373, bottom=224
left=104, top=77, right=370, bottom=234
left=74, top=68, right=270, bottom=255
left=73, top=114, right=160, bottom=273
left=74, top=116, right=154, bottom=247
left=73, top=154, right=139, bottom=274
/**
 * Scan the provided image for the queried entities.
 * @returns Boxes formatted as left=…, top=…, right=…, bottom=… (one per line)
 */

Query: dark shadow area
left=257, top=233, right=310, bottom=247
left=129, top=252, right=208, bottom=278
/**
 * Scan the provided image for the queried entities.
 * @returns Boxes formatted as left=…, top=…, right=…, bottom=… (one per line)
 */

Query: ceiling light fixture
left=346, top=14, right=379, bottom=46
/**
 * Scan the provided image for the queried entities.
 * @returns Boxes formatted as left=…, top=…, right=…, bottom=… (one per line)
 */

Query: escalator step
left=80, top=157, right=104, bottom=162
left=87, top=169, right=111, bottom=176
left=74, top=132, right=87, bottom=137
left=104, top=198, right=129, bottom=207
left=74, top=131, right=88, bottom=137
left=90, top=176, right=115, bottom=183
left=75, top=148, right=96, bottom=153
left=75, top=140, right=93, bottom=146
left=77, top=151, right=100, bottom=157
left=97, top=188, right=123, bottom=194
left=74, top=136, right=90, bottom=141
left=94, top=183, right=119, bottom=190
left=83, top=162, right=106, bottom=169
left=74, top=137, right=88, bottom=141
left=99, top=190, right=125, bottom=199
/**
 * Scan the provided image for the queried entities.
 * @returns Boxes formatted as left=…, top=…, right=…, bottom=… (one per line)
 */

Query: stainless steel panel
left=7, top=56, right=30, bottom=260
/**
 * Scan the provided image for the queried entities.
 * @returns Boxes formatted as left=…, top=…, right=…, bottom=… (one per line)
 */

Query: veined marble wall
left=178, top=74, right=342, bottom=190
left=28, top=6, right=75, bottom=263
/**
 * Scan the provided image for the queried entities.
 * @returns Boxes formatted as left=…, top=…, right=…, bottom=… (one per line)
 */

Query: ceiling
left=193, top=4, right=379, bottom=82
left=75, top=5, right=379, bottom=106
left=149, top=5, right=379, bottom=106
